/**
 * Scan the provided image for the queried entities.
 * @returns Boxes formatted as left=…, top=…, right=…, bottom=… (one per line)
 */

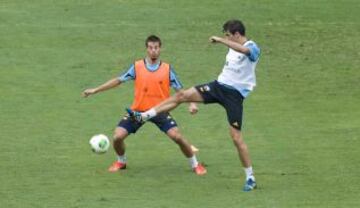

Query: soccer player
left=82, top=35, right=206, bottom=175
left=127, top=20, right=260, bottom=191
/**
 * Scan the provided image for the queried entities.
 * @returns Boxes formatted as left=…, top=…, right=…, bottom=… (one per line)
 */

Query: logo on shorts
left=199, top=85, right=210, bottom=92
left=203, top=85, right=210, bottom=91
left=232, top=122, right=239, bottom=127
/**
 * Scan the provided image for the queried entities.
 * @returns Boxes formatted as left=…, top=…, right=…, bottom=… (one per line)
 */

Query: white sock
left=244, top=166, right=255, bottom=181
left=117, top=155, right=127, bottom=163
left=141, top=108, right=157, bottom=120
left=188, top=155, right=199, bottom=168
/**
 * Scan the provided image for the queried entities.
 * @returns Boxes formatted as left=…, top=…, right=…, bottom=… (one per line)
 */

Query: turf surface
left=1, top=0, right=359, bottom=207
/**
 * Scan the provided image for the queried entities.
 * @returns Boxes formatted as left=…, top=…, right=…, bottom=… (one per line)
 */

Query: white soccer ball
left=89, top=134, right=110, bottom=153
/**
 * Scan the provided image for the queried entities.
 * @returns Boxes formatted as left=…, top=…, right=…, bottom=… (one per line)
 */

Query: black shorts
left=117, top=112, right=177, bottom=134
left=195, top=80, right=244, bottom=130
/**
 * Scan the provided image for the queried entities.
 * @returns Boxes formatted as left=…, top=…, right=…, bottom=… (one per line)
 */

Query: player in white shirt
left=127, top=20, right=260, bottom=191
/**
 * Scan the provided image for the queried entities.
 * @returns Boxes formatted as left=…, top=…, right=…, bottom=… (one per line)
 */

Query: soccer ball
left=89, top=134, right=110, bottom=153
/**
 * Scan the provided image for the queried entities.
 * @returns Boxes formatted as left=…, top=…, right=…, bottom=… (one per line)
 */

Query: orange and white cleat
left=193, top=163, right=207, bottom=176
left=108, top=161, right=127, bottom=173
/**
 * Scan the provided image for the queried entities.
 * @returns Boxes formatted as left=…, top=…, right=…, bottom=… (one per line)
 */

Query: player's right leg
left=155, top=87, right=204, bottom=113
left=108, top=127, right=129, bottom=172
left=127, top=87, right=204, bottom=122
left=108, top=114, right=143, bottom=172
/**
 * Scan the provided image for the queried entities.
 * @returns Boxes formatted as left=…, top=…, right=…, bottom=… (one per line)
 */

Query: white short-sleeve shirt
left=217, top=40, right=260, bottom=97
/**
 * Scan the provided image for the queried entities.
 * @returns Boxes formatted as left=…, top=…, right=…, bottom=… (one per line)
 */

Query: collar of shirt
left=144, top=59, right=161, bottom=71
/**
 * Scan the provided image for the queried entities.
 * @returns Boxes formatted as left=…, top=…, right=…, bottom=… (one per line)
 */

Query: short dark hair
left=223, top=19, right=245, bottom=35
left=145, top=35, right=162, bottom=47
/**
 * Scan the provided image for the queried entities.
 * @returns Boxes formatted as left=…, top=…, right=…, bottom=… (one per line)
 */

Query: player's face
left=146, top=41, right=161, bottom=61
left=224, top=31, right=240, bottom=41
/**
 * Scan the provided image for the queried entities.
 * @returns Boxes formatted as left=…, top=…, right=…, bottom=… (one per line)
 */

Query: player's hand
left=188, top=102, right=198, bottom=115
left=209, top=36, right=222, bottom=43
left=82, top=88, right=97, bottom=98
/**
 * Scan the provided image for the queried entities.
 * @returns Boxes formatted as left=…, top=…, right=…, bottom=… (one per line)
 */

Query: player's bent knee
left=169, top=133, right=181, bottom=142
left=175, top=91, right=186, bottom=103
left=167, top=129, right=183, bottom=143
left=113, top=135, right=126, bottom=142
left=113, top=128, right=128, bottom=141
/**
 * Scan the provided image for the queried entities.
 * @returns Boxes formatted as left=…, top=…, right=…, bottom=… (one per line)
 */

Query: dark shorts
left=195, top=80, right=244, bottom=130
left=117, top=112, right=177, bottom=134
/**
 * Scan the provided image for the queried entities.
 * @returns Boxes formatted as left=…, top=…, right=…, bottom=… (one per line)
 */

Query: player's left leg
left=166, top=127, right=207, bottom=176
left=166, top=127, right=195, bottom=157
left=219, top=85, right=256, bottom=191
left=229, top=126, right=256, bottom=191
left=150, top=113, right=206, bottom=175
left=230, top=127, right=252, bottom=167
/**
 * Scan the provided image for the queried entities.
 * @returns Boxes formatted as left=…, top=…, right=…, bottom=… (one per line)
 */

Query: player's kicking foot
left=126, top=108, right=143, bottom=123
left=108, top=161, right=127, bottom=172
left=243, top=178, right=257, bottom=192
left=193, top=163, right=207, bottom=175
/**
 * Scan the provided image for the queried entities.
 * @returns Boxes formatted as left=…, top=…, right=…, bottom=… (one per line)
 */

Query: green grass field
left=1, top=0, right=360, bottom=207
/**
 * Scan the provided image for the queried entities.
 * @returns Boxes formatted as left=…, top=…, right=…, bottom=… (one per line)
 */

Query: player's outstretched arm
left=209, top=36, right=250, bottom=55
left=82, top=78, right=121, bottom=98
